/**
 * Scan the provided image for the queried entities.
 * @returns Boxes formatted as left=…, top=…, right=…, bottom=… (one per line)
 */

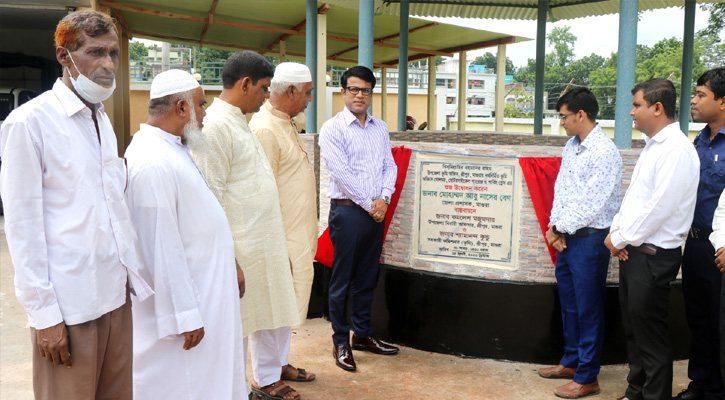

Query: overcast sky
left=423, top=6, right=718, bottom=68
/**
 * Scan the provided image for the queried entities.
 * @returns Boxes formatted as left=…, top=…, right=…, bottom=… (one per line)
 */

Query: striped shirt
left=319, top=106, right=397, bottom=212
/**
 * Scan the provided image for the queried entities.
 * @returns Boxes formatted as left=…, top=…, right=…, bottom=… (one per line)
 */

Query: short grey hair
left=148, top=91, right=193, bottom=117
left=270, top=80, right=306, bottom=96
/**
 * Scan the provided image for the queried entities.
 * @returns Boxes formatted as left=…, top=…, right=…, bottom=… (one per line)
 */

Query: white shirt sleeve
left=610, top=147, right=697, bottom=249
left=710, top=189, right=725, bottom=251
left=0, top=120, right=63, bottom=329
left=126, top=164, right=204, bottom=339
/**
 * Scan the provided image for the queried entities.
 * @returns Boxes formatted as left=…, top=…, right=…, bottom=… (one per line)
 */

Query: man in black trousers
left=605, top=78, right=700, bottom=400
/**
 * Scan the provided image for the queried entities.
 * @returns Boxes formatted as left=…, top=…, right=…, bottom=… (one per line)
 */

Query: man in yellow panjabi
left=249, top=62, right=317, bottom=325
left=190, top=52, right=313, bottom=400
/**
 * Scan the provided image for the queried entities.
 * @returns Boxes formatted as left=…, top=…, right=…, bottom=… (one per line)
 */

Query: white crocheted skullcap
left=150, top=69, right=200, bottom=100
left=273, top=62, right=312, bottom=83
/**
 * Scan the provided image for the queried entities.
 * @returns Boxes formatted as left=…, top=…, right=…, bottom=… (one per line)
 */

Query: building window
left=467, top=97, right=485, bottom=105
left=446, top=96, right=456, bottom=104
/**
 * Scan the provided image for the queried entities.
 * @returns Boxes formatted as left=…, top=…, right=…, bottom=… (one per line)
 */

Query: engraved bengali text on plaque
left=415, top=154, right=519, bottom=268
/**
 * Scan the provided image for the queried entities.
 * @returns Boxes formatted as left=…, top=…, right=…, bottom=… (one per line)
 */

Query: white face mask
left=66, top=49, right=116, bottom=104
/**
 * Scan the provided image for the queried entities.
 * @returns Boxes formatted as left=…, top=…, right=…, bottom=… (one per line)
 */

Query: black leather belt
left=627, top=243, right=680, bottom=256
left=689, top=226, right=713, bottom=241
left=331, top=199, right=358, bottom=207
left=562, top=227, right=609, bottom=239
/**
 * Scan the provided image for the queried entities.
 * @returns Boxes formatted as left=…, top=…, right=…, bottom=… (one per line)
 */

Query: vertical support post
left=316, top=13, right=327, bottom=134
left=381, top=67, right=388, bottom=124
left=427, top=56, right=435, bottom=131
left=533, top=0, right=548, bottom=135
left=359, top=0, right=374, bottom=115
left=397, top=0, right=409, bottom=130
left=113, top=30, right=131, bottom=154
left=680, top=0, right=696, bottom=134
left=458, top=51, right=467, bottom=131
left=94, top=3, right=130, bottom=153
left=495, top=43, right=506, bottom=132
left=358, top=0, right=374, bottom=69
left=613, top=0, right=638, bottom=149
left=279, top=40, right=287, bottom=63
left=305, top=0, right=317, bottom=133
left=161, top=42, right=170, bottom=71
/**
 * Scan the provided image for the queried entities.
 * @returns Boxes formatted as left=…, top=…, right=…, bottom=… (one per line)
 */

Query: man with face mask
left=0, top=10, right=152, bottom=400
left=124, top=69, right=247, bottom=399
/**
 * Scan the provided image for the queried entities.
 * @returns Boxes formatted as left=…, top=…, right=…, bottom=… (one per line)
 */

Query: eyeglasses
left=345, top=86, right=373, bottom=96
left=559, top=112, right=575, bottom=120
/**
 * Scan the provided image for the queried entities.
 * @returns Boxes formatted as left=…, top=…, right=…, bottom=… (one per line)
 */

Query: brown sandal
left=281, top=364, right=316, bottom=382
left=251, top=380, right=301, bottom=400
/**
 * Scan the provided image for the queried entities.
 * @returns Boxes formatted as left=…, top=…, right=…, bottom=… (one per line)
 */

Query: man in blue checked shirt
left=319, top=66, right=399, bottom=372
left=538, top=87, right=622, bottom=399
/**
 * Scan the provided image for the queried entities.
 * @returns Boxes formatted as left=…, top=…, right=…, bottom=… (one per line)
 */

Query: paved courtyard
left=0, top=218, right=691, bottom=399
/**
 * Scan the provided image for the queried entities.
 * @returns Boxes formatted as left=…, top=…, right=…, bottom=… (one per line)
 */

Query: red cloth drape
left=518, top=157, right=562, bottom=265
left=315, top=146, right=412, bottom=268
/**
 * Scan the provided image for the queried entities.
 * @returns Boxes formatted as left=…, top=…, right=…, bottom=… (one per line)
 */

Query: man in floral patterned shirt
left=539, top=87, right=622, bottom=399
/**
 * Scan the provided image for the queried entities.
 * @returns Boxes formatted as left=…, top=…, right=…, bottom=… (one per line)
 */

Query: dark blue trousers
left=327, top=203, right=385, bottom=347
left=681, top=237, right=725, bottom=400
left=555, top=230, right=610, bottom=384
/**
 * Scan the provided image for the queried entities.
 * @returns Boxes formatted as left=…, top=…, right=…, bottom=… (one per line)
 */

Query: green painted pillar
left=679, top=0, right=696, bottom=134
left=613, top=0, right=638, bottom=149
left=533, top=0, right=548, bottom=135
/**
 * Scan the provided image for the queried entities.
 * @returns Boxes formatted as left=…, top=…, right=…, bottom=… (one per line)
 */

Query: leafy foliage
left=129, top=41, right=149, bottom=61
left=511, top=23, right=724, bottom=119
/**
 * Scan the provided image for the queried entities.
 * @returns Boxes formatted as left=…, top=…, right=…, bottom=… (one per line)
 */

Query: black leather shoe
left=672, top=389, right=703, bottom=400
left=333, top=344, right=356, bottom=371
left=352, top=334, right=399, bottom=355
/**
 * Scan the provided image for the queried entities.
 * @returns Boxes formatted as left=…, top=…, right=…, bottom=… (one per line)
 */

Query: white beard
left=182, top=108, right=207, bottom=152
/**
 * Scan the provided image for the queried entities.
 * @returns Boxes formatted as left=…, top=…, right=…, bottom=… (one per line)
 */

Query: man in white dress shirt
left=0, top=10, right=152, bottom=400
left=605, top=78, right=700, bottom=400
left=124, top=70, right=246, bottom=399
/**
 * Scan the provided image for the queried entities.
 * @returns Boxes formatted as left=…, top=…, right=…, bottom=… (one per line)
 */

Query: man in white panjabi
left=249, top=62, right=318, bottom=329
left=190, top=51, right=311, bottom=400
left=124, top=70, right=246, bottom=400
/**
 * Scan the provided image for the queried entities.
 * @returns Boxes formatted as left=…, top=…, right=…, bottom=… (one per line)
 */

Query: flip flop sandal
left=251, top=380, right=301, bottom=400
left=281, top=364, right=316, bottom=382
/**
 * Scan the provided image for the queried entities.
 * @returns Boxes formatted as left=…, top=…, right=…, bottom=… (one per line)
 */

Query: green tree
left=548, top=26, right=576, bottom=68
left=129, top=41, right=149, bottom=61
left=567, top=54, right=605, bottom=86
left=700, top=3, right=725, bottom=37
left=196, top=47, right=234, bottom=65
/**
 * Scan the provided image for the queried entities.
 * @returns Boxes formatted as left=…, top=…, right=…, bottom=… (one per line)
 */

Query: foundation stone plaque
left=415, top=153, right=520, bottom=269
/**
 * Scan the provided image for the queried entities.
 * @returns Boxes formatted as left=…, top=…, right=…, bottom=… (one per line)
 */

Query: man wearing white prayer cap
left=190, top=51, right=306, bottom=400
left=124, top=69, right=247, bottom=400
left=250, top=62, right=317, bottom=329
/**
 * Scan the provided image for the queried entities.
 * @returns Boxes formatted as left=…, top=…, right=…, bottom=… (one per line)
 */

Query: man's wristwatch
left=381, top=195, right=390, bottom=205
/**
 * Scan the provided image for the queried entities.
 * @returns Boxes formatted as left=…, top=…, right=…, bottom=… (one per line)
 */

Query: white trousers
left=244, top=326, right=292, bottom=387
